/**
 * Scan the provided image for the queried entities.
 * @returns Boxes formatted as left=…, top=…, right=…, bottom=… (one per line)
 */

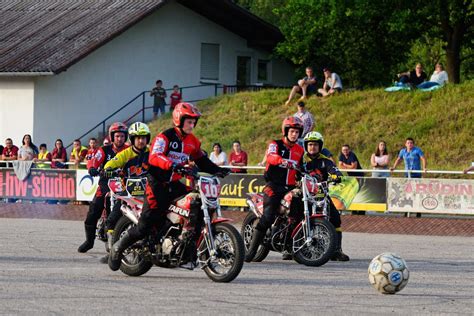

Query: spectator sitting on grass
left=318, top=68, right=343, bottom=97
left=396, top=63, right=427, bottom=87
left=285, top=66, right=317, bottom=106
left=417, top=63, right=448, bottom=89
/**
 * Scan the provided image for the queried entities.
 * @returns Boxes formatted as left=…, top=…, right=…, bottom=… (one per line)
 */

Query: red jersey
left=87, top=144, right=128, bottom=170
left=264, top=138, right=304, bottom=186
left=229, top=150, right=248, bottom=173
left=170, top=92, right=182, bottom=109
left=2, top=145, right=19, bottom=158
left=85, top=147, right=99, bottom=169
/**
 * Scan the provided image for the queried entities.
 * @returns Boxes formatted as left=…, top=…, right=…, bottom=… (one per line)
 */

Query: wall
left=0, top=78, right=35, bottom=146
left=33, top=1, right=294, bottom=148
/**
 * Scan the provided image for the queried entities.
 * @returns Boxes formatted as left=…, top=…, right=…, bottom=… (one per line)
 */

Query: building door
left=236, top=56, right=251, bottom=86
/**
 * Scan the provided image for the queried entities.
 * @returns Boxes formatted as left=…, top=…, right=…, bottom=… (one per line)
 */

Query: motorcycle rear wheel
left=198, top=222, right=244, bottom=283
left=113, top=216, right=152, bottom=277
left=241, top=212, right=270, bottom=262
left=292, top=218, right=336, bottom=267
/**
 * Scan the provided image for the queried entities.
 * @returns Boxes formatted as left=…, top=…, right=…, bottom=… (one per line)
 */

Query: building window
left=258, top=59, right=269, bottom=81
left=200, top=43, right=220, bottom=81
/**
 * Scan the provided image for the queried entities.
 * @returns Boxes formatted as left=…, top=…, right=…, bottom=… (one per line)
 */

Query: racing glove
left=88, top=167, right=100, bottom=177
left=215, top=168, right=231, bottom=178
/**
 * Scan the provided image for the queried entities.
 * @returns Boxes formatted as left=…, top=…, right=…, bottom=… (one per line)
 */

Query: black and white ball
left=368, top=252, right=409, bottom=294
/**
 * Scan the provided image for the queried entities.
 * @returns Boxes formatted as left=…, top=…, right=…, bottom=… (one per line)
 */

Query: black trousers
left=84, top=183, right=109, bottom=227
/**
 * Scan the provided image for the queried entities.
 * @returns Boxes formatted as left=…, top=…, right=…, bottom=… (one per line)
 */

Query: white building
left=0, top=0, right=294, bottom=149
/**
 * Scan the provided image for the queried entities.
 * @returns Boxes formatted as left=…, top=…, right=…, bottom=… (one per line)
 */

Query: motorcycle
left=111, top=167, right=245, bottom=283
left=242, top=169, right=337, bottom=266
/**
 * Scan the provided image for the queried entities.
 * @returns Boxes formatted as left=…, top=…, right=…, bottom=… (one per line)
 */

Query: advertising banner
left=76, top=169, right=99, bottom=202
left=0, top=168, right=76, bottom=200
left=218, top=174, right=387, bottom=211
left=387, top=178, right=474, bottom=215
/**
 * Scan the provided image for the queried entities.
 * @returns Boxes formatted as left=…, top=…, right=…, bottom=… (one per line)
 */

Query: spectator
left=318, top=68, right=343, bottom=97
left=370, top=141, right=390, bottom=178
left=34, top=144, right=52, bottom=169
left=229, top=140, right=248, bottom=173
left=102, top=137, right=111, bottom=146
left=86, top=138, right=99, bottom=164
left=464, top=164, right=474, bottom=174
left=51, top=139, right=68, bottom=169
left=70, top=139, right=88, bottom=169
left=285, top=66, right=317, bottom=105
left=2, top=138, right=19, bottom=167
left=18, top=134, right=38, bottom=161
left=417, top=63, right=449, bottom=89
left=169, top=85, right=182, bottom=111
left=338, top=144, right=364, bottom=177
left=397, top=63, right=427, bottom=87
left=150, top=79, right=167, bottom=119
left=294, top=101, right=315, bottom=146
left=391, top=137, right=427, bottom=178
left=209, top=143, right=227, bottom=166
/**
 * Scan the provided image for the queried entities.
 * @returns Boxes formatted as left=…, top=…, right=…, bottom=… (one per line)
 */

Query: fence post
left=214, top=84, right=218, bottom=96
left=142, top=92, right=146, bottom=122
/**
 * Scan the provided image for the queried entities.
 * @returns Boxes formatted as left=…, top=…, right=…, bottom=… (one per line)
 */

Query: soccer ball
left=368, top=252, right=409, bottom=294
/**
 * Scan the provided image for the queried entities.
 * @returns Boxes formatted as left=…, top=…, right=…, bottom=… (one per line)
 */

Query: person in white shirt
left=293, top=101, right=315, bottom=147
left=417, top=63, right=449, bottom=89
left=318, top=68, right=343, bottom=97
left=209, top=143, right=227, bottom=166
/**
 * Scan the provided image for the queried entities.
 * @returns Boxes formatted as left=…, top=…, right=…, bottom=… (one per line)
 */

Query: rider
left=78, top=122, right=129, bottom=253
left=109, top=102, right=229, bottom=271
left=245, top=116, right=305, bottom=262
left=98, top=122, right=151, bottom=263
left=302, top=131, right=350, bottom=261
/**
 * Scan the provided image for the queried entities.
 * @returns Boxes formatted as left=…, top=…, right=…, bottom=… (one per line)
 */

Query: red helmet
left=108, top=122, right=128, bottom=140
left=172, top=102, right=201, bottom=128
left=281, top=116, right=303, bottom=137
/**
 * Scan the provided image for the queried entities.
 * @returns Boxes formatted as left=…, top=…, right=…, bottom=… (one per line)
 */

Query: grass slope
left=149, top=81, right=473, bottom=172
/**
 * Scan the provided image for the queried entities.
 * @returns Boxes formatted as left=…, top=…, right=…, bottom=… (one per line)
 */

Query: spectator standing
left=34, top=144, right=52, bottom=169
left=2, top=138, right=19, bottom=167
left=338, top=144, right=364, bottom=177
left=318, top=68, right=343, bottom=97
left=209, top=143, right=227, bottom=166
left=397, top=63, right=427, bottom=87
left=391, top=137, right=427, bottom=178
left=293, top=101, right=315, bottom=146
left=70, top=139, right=88, bottom=169
left=169, top=85, right=182, bottom=111
left=417, top=63, right=449, bottom=89
left=150, top=79, right=167, bottom=119
left=229, top=140, right=248, bottom=173
left=285, top=66, right=317, bottom=105
left=370, top=141, right=390, bottom=178
left=51, top=139, right=68, bottom=169
left=18, top=134, right=38, bottom=161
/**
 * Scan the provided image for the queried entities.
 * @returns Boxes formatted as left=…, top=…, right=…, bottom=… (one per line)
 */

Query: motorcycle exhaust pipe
left=246, top=200, right=261, bottom=218
left=121, top=205, right=139, bottom=224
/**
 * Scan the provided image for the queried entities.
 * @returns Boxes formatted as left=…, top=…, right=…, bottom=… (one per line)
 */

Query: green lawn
left=149, top=81, right=473, bottom=173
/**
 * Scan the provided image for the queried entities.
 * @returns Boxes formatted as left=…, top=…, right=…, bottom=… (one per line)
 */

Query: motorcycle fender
left=290, top=214, right=326, bottom=238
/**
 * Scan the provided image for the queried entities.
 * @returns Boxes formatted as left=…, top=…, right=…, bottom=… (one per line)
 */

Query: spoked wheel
left=113, top=216, right=152, bottom=277
left=292, top=218, right=336, bottom=267
left=198, top=222, right=244, bottom=283
left=241, top=212, right=270, bottom=262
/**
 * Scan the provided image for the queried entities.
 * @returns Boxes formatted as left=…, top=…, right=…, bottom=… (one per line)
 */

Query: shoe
left=331, top=250, right=350, bottom=261
left=245, top=228, right=265, bottom=262
left=284, top=100, right=291, bottom=106
left=282, top=251, right=292, bottom=260
left=298, top=96, right=306, bottom=101
left=77, top=224, right=96, bottom=253
left=99, top=254, right=109, bottom=264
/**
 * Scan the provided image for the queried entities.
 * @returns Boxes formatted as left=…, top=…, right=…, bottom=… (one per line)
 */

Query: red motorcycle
left=242, top=169, right=337, bottom=266
left=111, top=167, right=245, bottom=283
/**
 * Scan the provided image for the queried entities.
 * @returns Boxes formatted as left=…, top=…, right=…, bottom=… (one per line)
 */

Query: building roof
left=0, top=0, right=283, bottom=74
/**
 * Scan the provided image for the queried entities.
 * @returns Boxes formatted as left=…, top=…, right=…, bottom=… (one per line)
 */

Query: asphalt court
left=0, top=218, right=472, bottom=314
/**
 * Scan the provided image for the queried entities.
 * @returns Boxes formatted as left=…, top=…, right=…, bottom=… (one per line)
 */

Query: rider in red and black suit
left=245, top=117, right=305, bottom=262
left=109, top=102, right=229, bottom=271
left=77, top=122, right=129, bottom=253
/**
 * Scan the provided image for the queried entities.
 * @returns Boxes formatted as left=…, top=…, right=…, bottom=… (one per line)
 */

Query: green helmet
left=128, top=122, right=151, bottom=144
left=303, top=131, right=324, bottom=152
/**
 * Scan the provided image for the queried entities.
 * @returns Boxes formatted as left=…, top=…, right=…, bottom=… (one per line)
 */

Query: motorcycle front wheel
left=292, top=218, right=336, bottom=267
left=241, top=212, right=270, bottom=262
left=198, top=222, right=244, bottom=283
left=113, top=216, right=152, bottom=277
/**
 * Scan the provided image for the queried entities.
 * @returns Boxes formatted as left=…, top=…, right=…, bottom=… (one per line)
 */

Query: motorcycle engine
left=162, top=237, right=177, bottom=255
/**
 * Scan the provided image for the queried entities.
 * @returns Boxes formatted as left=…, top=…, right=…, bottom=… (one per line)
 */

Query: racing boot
left=331, top=231, right=350, bottom=261
left=281, top=251, right=293, bottom=260
left=99, top=230, right=114, bottom=264
left=245, top=228, right=265, bottom=262
left=77, top=224, right=96, bottom=253
left=108, top=231, right=136, bottom=271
